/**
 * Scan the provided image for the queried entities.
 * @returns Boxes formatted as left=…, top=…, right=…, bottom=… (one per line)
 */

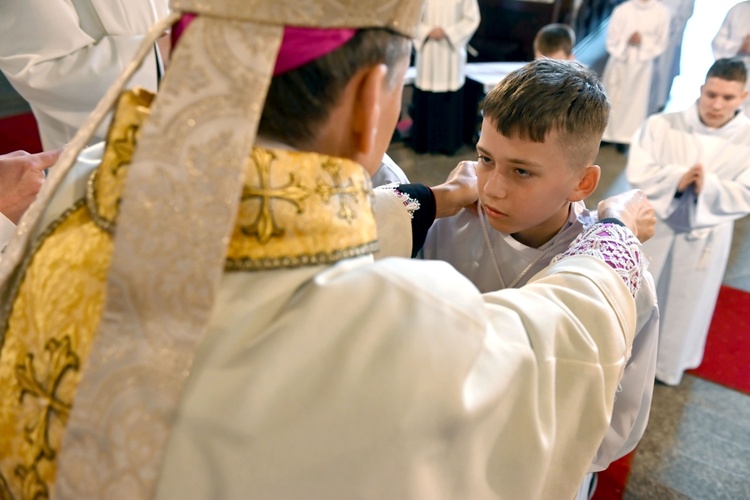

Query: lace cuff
left=552, top=222, right=645, bottom=296
left=376, top=183, right=421, bottom=219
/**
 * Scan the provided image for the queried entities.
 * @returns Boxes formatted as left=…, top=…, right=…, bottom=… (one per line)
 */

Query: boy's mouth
left=483, top=204, right=508, bottom=219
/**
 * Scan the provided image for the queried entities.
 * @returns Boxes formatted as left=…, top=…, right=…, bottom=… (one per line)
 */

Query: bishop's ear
left=568, top=164, right=601, bottom=202
left=351, top=63, right=387, bottom=160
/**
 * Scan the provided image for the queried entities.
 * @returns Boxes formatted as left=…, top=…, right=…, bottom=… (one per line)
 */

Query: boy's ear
left=567, top=164, right=601, bottom=202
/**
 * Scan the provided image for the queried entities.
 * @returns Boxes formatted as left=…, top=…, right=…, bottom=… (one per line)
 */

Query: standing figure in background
left=649, top=0, right=696, bottom=114
left=712, top=0, right=750, bottom=116
left=411, top=0, right=480, bottom=155
left=0, top=0, right=169, bottom=150
left=627, top=58, right=750, bottom=386
left=601, top=0, right=670, bottom=152
left=533, top=23, right=576, bottom=60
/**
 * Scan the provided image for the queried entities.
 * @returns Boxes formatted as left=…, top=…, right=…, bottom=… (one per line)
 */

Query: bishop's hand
left=431, top=160, right=478, bottom=218
left=598, top=189, right=655, bottom=243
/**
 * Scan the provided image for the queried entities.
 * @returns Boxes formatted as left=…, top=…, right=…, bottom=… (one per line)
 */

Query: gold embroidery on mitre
left=227, top=147, right=378, bottom=270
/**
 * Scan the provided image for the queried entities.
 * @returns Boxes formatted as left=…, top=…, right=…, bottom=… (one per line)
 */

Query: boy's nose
left=484, top=172, right=508, bottom=199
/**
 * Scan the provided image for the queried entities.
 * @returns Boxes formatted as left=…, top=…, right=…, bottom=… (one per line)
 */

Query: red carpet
left=0, top=112, right=42, bottom=154
left=687, top=284, right=750, bottom=395
left=592, top=285, right=750, bottom=499
left=591, top=451, right=635, bottom=500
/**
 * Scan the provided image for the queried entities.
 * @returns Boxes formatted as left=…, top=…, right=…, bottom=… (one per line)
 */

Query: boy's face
left=476, top=118, right=586, bottom=248
left=698, top=77, right=748, bottom=129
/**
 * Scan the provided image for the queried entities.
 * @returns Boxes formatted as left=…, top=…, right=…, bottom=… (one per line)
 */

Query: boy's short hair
left=533, top=24, right=576, bottom=58
left=259, top=29, right=411, bottom=146
left=706, top=58, right=748, bottom=85
left=481, top=59, right=609, bottom=168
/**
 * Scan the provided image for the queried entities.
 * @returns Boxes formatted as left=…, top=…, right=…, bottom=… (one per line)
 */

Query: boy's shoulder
left=422, top=208, right=484, bottom=258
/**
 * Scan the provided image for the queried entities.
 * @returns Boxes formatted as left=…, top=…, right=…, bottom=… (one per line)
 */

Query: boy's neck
left=511, top=202, right=572, bottom=248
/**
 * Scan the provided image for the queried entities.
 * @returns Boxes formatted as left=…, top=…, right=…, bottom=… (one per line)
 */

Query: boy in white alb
left=533, top=23, right=576, bottom=61
left=601, top=0, right=670, bottom=149
left=627, top=58, right=750, bottom=385
left=420, top=59, right=659, bottom=500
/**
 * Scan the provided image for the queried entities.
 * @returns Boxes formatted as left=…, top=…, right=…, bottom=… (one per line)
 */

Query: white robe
left=413, top=0, right=481, bottom=92
left=649, top=0, right=695, bottom=114
left=20, top=144, right=641, bottom=500
left=0, top=0, right=169, bottom=150
left=372, top=153, right=410, bottom=187
left=420, top=202, right=659, bottom=486
left=711, top=0, right=750, bottom=117
left=626, top=104, right=750, bottom=385
left=601, top=0, right=671, bottom=144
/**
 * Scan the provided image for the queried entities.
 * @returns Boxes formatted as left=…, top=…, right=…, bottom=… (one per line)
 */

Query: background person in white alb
left=0, top=0, right=170, bottom=150
left=627, top=58, right=750, bottom=386
left=601, top=0, right=670, bottom=152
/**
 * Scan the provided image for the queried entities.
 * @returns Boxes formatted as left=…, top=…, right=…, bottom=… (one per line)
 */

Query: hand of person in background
left=628, top=31, right=642, bottom=46
left=598, top=189, right=656, bottom=242
left=677, top=164, right=704, bottom=195
left=428, top=27, right=447, bottom=40
left=0, top=149, right=61, bottom=224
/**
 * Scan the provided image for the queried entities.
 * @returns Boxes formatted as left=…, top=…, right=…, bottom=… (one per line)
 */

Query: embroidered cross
left=316, top=160, right=366, bottom=223
left=14, top=336, right=79, bottom=499
left=241, top=150, right=311, bottom=244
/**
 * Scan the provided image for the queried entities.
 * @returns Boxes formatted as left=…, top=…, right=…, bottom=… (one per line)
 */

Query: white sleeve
left=694, top=165, right=750, bottom=228
left=626, top=118, right=691, bottom=219
left=444, top=0, right=481, bottom=49
left=606, top=7, right=631, bottom=60
left=159, top=252, right=639, bottom=500
left=590, top=271, right=659, bottom=471
left=638, top=9, right=671, bottom=61
left=712, top=6, right=743, bottom=58
left=0, top=211, right=16, bottom=253
left=0, top=0, right=160, bottom=146
left=478, top=255, right=638, bottom=499
left=371, top=189, right=413, bottom=259
left=371, top=154, right=410, bottom=187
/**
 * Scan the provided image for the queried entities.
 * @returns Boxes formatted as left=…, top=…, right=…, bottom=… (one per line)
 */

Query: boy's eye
left=514, top=168, right=531, bottom=177
left=477, top=155, right=492, bottom=165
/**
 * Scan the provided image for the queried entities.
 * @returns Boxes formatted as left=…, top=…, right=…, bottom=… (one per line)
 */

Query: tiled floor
left=389, top=0, right=750, bottom=497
